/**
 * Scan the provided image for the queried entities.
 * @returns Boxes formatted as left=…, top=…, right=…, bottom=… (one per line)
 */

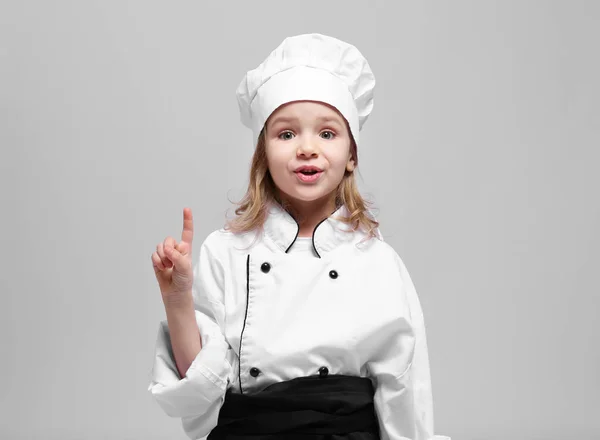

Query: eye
left=320, top=130, right=336, bottom=140
left=278, top=131, right=294, bottom=141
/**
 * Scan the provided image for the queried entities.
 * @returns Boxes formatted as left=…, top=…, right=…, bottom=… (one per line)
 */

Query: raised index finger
left=181, top=207, right=194, bottom=246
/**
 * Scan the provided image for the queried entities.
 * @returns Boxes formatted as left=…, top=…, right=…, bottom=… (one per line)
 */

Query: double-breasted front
left=148, top=202, right=446, bottom=440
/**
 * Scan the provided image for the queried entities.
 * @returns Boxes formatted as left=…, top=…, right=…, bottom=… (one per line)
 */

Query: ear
left=346, top=157, right=356, bottom=172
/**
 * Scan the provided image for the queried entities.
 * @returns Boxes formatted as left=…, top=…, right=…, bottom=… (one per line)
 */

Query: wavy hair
left=223, top=126, right=380, bottom=241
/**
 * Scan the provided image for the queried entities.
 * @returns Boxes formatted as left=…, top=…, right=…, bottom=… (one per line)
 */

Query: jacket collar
left=262, top=201, right=381, bottom=258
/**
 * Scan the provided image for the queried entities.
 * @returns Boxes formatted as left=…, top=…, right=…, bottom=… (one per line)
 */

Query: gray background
left=1, top=1, right=598, bottom=439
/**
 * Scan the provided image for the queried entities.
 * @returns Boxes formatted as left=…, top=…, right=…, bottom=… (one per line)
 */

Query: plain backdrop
left=1, top=1, right=598, bottom=439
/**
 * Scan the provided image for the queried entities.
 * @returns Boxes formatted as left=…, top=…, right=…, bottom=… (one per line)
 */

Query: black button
left=261, top=262, right=271, bottom=273
left=318, top=366, right=329, bottom=378
left=250, top=367, right=260, bottom=377
left=329, top=270, right=338, bottom=279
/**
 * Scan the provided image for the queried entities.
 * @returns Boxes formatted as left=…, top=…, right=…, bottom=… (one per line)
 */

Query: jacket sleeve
left=147, top=233, right=234, bottom=439
left=368, top=250, right=451, bottom=440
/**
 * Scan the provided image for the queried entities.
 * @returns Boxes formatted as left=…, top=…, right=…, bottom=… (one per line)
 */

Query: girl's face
left=264, top=100, right=355, bottom=209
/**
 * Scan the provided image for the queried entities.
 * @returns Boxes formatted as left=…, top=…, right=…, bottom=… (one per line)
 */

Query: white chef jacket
left=148, top=202, right=450, bottom=440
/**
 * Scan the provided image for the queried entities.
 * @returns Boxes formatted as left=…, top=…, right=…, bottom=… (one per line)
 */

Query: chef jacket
left=148, top=202, right=450, bottom=440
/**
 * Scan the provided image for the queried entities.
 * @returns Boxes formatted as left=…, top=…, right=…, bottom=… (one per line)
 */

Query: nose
left=297, top=138, right=318, bottom=157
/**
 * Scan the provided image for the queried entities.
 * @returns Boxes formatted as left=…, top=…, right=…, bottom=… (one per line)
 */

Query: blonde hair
left=223, top=126, right=380, bottom=241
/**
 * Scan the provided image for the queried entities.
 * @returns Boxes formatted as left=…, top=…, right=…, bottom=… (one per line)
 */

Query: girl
left=148, top=33, right=449, bottom=440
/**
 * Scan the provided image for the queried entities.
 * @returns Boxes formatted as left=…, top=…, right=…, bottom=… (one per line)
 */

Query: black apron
left=207, top=374, right=380, bottom=440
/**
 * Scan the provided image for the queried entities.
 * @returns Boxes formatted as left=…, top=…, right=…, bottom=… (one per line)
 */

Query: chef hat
left=236, top=33, right=376, bottom=147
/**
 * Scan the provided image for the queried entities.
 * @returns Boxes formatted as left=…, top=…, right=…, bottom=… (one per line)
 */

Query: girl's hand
left=152, top=207, right=194, bottom=305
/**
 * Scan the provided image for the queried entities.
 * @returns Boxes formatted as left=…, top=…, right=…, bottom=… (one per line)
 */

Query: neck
left=277, top=192, right=339, bottom=237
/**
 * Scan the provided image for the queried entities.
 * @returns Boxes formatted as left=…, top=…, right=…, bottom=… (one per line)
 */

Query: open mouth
left=295, top=169, right=323, bottom=183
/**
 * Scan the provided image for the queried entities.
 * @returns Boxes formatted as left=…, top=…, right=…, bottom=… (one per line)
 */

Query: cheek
left=267, top=150, right=285, bottom=169
left=327, top=150, right=351, bottom=171
left=324, top=139, right=351, bottom=164
left=265, top=145, right=279, bottom=166
left=266, top=152, right=289, bottom=182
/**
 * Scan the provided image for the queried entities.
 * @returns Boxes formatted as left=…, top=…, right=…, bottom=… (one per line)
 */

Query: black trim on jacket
left=238, top=254, right=251, bottom=394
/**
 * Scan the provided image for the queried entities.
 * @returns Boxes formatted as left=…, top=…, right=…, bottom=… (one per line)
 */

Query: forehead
left=266, top=100, right=346, bottom=126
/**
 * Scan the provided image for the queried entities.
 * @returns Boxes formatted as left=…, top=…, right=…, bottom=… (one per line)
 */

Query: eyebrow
left=268, top=115, right=343, bottom=127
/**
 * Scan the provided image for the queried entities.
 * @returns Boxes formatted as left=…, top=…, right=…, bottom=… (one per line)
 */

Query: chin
left=280, top=187, right=335, bottom=204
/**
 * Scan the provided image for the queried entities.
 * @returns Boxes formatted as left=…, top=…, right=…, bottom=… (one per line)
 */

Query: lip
left=295, top=169, right=324, bottom=184
left=294, top=165, right=323, bottom=173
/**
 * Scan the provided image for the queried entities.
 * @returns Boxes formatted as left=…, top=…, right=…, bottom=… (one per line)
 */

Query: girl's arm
left=164, top=295, right=201, bottom=379
left=368, top=249, right=449, bottom=440
left=148, top=232, right=233, bottom=439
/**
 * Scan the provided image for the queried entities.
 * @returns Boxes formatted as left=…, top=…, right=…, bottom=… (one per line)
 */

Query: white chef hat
left=236, top=33, right=376, bottom=147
